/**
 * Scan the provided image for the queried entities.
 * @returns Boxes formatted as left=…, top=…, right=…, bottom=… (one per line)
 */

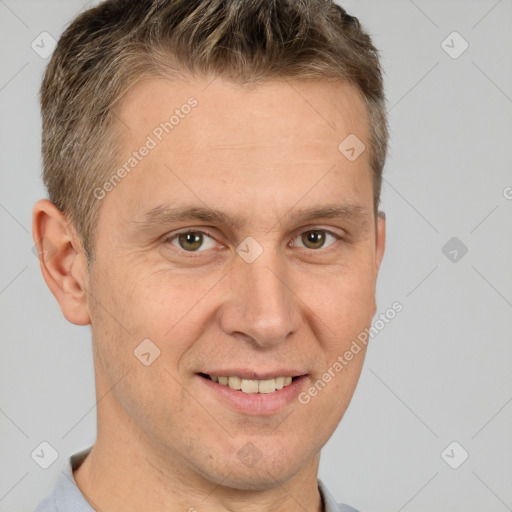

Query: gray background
left=1, top=0, right=511, bottom=511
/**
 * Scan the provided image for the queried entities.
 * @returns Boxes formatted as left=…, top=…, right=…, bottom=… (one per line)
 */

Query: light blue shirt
left=34, top=446, right=359, bottom=512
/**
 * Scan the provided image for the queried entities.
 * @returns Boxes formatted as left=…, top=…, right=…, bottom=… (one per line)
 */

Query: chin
left=205, top=439, right=310, bottom=491
left=218, top=464, right=301, bottom=491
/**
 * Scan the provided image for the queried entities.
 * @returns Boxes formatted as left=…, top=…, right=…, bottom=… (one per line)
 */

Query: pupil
left=303, top=230, right=325, bottom=249
left=179, top=232, right=202, bottom=251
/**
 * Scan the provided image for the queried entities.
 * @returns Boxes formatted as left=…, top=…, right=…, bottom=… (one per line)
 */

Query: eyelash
left=162, top=228, right=343, bottom=255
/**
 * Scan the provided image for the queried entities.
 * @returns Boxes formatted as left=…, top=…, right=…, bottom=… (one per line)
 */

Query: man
left=32, top=1, right=387, bottom=511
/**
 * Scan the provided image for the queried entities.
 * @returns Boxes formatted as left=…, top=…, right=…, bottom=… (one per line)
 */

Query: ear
left=32, top=199, right=91, bottom=325
left=375, top=210, right=386, bottom=272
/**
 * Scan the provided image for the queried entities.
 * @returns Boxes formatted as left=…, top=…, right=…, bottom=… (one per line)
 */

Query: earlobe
left=375, top=211, right=386, bottom=272
left=32, top=199, right=91, bottom=326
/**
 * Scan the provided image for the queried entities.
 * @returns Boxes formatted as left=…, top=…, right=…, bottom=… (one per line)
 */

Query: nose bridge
left=219, top=248, right=300, bottom=347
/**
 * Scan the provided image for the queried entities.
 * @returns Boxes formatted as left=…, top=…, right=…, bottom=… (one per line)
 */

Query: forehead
left=104, top=76, right=372, bottom=227
left=114, top=75, right=369, bottom=154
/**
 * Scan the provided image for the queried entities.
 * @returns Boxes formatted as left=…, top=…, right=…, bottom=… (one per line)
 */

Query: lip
left=199, top=369, right=306, bottom=380
left=197, top=373, right=309, bottom=416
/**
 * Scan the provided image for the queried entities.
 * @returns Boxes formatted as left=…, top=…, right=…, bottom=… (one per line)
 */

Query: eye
left=166, top=231, right=217, bottom=252
left=292, top=229, right=339, bottom=250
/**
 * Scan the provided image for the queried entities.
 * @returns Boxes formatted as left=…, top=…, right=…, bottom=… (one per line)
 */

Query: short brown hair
left=40, top=0, right=388, bottom=265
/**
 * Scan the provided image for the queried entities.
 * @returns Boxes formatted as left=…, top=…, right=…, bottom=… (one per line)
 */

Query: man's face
left=85, top=76, right=385, bottom=489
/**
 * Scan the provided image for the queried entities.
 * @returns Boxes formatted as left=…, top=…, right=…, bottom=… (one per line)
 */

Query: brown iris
left=301, top=230, right=326, bottom=249
left=177, top=232, right=204, bottom=251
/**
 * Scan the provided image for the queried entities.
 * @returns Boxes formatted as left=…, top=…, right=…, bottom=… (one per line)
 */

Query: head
left=33, top=0, right=388, bottom=492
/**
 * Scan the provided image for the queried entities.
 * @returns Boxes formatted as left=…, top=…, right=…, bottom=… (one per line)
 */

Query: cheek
left=292, top=261, right=374, bottom=410
left=295, top=263, right=376, bottom=340
left=97, top=262, right=209, bottom=351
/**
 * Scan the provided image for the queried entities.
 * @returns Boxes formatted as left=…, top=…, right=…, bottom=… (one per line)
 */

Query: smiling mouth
left=198, top=372, right=301, bottom=394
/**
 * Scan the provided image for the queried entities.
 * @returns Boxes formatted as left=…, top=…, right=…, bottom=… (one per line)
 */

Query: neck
left=73, top=401, right=324, bottom=512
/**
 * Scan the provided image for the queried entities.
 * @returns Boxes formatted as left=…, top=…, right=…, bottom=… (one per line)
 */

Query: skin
left=32, top=76, right=385, bottom=512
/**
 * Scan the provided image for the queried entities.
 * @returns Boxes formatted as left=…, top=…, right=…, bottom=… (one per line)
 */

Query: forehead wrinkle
left=208, top=142, right=280, bottom=150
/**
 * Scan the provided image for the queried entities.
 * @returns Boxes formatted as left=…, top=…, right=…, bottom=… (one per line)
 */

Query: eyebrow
left=130, top=203, right=370, bottom=232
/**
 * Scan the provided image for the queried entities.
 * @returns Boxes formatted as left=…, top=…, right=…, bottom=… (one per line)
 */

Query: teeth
left=241, top=379, right=259, bottom=393
left=211, top=375, right=295, bottom=393
left=258, top=379, right=276, bottom=394
left=228, top=376, right=241, bottom=390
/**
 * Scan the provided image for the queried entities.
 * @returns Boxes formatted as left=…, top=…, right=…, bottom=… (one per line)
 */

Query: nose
left=218, top=251, right=301, bottom=348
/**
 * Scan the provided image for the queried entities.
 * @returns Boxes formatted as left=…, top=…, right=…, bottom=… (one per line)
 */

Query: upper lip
left=198, top=369, right=308, bottom=380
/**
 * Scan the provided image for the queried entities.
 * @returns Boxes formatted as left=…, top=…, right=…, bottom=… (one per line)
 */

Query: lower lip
left=197, top=375, right=309, bottom=416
